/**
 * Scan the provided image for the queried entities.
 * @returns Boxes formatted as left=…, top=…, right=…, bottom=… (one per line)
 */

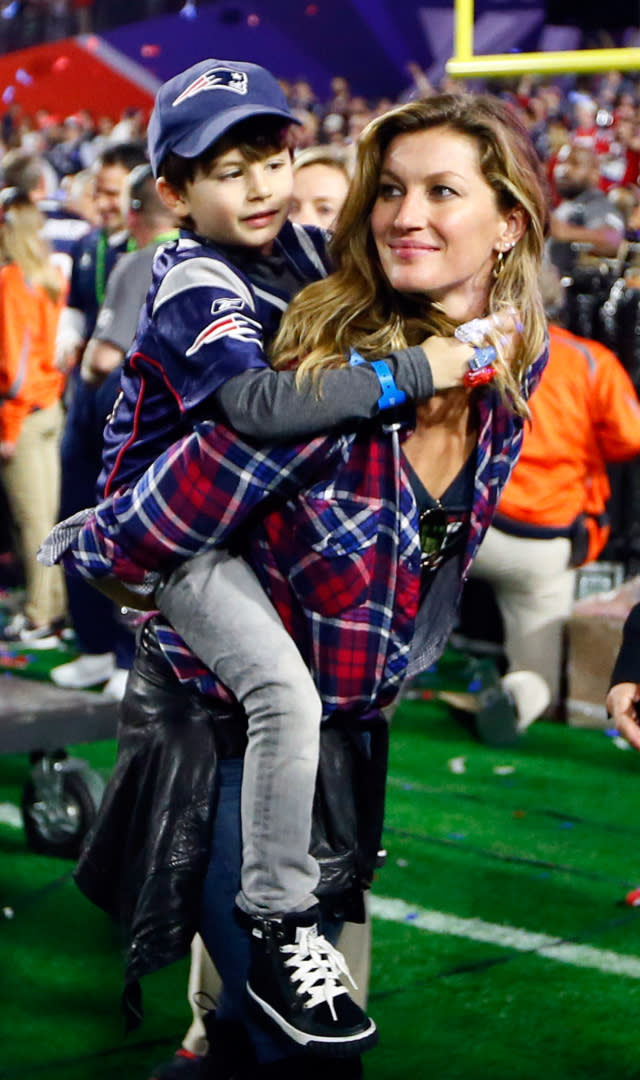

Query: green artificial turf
left=2, top=684, right=640, bottom=1077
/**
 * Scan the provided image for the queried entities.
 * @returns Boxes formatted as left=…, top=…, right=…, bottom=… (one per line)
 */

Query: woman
left=289, top=145, right=352, bottom=229
left=47, top=94, right=549, bottom=1078
left=0, top=191, right=66, bottom=644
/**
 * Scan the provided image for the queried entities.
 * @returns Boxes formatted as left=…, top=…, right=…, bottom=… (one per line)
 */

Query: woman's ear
left=156, top=176, right=189, bottom=220
left=498, top=205, right=528, bottom=252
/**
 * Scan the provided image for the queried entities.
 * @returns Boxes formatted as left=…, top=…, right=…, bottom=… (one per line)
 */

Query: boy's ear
left=156, top=176, right=189, bottom=219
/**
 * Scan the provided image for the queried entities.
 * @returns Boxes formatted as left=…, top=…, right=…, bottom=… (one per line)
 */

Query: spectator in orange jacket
left=0, top=191, right=67, bottom=644
left=468, top=261, right=640, bottom=722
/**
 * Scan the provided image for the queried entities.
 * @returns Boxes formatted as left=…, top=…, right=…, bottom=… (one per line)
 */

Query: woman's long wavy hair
left=273, top=93, right=549, bottom=415
left=0, top=193, right=62, bottom=303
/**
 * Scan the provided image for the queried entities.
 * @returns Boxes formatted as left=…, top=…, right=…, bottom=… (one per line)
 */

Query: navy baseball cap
left=148, top=58, right=299, bottom=177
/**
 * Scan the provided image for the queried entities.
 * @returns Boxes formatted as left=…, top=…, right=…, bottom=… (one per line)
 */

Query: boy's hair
left=159, top=115, right=293, bottom=192
left=148, top=57, right=299, bottom=178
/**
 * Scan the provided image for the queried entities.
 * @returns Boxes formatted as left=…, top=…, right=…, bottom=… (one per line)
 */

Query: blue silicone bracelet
left=349, top=349, right=407, bottom=411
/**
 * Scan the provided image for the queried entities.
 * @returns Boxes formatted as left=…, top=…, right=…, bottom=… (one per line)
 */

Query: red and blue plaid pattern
left=64, top=344, right=548, bottom=715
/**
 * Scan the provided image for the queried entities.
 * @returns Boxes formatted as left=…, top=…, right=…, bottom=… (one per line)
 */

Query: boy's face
left=172, top=146, right=293, bottom=253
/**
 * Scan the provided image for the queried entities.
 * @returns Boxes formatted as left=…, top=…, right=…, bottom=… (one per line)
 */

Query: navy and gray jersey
left=98, top=220, right=331, bottom=497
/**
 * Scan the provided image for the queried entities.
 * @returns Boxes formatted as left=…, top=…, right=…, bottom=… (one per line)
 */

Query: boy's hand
left=421, top=309, right=523, bottom=392
left=605, top=682, right=640, bottom=751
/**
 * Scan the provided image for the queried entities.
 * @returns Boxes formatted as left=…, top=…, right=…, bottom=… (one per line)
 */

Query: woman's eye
left=267, top=159, right=286, bottom=171
left=431, top=184, right=456, bottom=198
left=378, top=183, right=402, bottom=199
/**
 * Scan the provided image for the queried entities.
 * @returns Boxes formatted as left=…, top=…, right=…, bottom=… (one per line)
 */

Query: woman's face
left=289, top=163, right=350, bottom=229
left=370, top=125, right=523, bottom=320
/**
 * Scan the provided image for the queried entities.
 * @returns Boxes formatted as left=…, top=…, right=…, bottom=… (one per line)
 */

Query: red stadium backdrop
left=0, top=37, right=157, bottom=123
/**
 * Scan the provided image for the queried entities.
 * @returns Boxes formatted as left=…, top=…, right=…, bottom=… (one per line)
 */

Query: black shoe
left=249, top=1054, right=364, bottom=1078
left=148, top=1049, right=209, bottom=1080
left=149, top=1012, right=256, bottom=1080
left=243, top=907, right=378, bottom=1058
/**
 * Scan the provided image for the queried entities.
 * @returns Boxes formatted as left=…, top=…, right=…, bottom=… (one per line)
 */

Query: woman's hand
left=605, top=682, right=640, bottom=752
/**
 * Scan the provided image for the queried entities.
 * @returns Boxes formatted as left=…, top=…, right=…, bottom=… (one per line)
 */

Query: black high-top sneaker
left=243, top=907, right=378, bottom=1058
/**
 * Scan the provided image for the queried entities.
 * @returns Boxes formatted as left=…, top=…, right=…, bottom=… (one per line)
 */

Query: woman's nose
left=392, top=188, right=425, bottom=229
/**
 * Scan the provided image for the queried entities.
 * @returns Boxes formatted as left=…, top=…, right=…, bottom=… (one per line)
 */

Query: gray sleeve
left=214, top=346, right=432, bottom=439
left=92, top=252, right=152, bottom=352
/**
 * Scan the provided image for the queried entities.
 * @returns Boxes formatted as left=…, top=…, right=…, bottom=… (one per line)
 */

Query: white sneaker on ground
left=102, top=667, right=130, bottom=701
left=50, top=651, right=116, bottom=689
left=1, top=612, right=64, bottom=650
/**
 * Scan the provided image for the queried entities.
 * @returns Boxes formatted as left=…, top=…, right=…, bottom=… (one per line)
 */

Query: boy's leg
left=200, top=760, right=373, bottom=1064
left=159, top=553, right=377, bottom=1055
left=157, top=549, right=321, bottom=915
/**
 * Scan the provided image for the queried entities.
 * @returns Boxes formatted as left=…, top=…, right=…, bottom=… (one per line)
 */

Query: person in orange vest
left=469, top=260, right=640, bottom=723
left=0, top=191, right=66, bottom=643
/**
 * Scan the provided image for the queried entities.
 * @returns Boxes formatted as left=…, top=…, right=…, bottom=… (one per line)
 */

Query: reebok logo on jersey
left=172, top=68, right=248, bottom=107
left=186, top=313, right=261, bottom=356
left=211, top=296, right=244, bottom=315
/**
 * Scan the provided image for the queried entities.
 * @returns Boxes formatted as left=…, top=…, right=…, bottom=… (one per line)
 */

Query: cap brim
left=171, top=104, right=300, bottom=162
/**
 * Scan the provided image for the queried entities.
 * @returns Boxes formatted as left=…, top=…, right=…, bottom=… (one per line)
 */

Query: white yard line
left=370, top=895, right=640, bottom=978
left=0, top=802, right=22, bottom=829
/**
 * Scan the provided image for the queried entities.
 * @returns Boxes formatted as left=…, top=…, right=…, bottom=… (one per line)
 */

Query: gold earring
left=492, top=250, right=505, bottom=279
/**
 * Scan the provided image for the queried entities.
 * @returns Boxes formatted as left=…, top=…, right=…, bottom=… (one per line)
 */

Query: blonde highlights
left=272, top=94, right=549, bottom=415
left=0, top=195, right=62, bottom=304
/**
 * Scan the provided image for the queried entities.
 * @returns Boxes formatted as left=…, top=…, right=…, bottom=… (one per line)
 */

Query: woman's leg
left=158, top=550, right=322, bottom=916
left=199, top=758, right=293, bottom=1066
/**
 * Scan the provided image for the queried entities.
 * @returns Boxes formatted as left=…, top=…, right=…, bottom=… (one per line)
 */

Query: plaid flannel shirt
left=61, top=345, right=548, bottom=715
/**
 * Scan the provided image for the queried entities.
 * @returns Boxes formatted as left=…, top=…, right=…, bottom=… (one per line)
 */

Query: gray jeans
left=156, top=550, right=321, bottom=916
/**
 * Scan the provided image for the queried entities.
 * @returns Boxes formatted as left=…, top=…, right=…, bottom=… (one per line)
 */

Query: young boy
left=86, top=58, right=441, bottom=1057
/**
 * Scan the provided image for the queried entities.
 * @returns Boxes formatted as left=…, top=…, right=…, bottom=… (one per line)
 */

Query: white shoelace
left=281, top=925, right=357, bottom=1021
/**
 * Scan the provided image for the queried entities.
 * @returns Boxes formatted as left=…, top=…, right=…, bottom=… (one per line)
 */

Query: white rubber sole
left=246, top=983, right=379, bottom=1058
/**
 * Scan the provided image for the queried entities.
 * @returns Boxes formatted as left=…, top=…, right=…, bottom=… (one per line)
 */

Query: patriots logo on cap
left=172, top=68, right=249, bottom=107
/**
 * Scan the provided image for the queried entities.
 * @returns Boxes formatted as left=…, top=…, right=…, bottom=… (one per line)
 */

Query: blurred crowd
left=3, top=66, right=640, bottom=215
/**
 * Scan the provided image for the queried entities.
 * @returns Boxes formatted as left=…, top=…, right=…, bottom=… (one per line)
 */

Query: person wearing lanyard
left=52, top=141, right=147, bottom=691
